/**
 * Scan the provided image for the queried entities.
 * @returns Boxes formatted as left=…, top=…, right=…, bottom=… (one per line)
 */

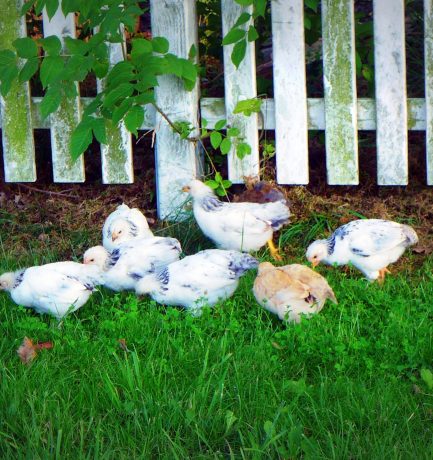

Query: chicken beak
left=311, top=260, right=319, bottom=268
left=182, top=185, right=190, bottom=193
left=83, top=258, right=89, bottom=265
left=112, top=232, right=119, bottom=242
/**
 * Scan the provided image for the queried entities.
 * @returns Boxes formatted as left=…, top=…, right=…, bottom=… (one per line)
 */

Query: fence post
left=150, top=0, right=201, bottom=220
left=0, top=0, right=36, bottom=182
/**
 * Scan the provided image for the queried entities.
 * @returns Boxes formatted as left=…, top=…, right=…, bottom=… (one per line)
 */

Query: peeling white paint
left=425, top=0, right=433, bottom=184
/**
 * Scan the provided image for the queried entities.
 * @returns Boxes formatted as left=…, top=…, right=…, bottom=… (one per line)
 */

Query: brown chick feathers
left=253, top=262, right=337, bottom=323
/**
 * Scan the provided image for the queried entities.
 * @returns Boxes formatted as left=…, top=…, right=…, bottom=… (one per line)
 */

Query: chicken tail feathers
left=228, top=253, right=259, bottom=277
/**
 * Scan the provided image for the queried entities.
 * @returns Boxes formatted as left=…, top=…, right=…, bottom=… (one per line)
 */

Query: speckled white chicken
left=135, top=249, right=258, bottom=313
left=182, top=180, right=290, bottom=259
left=306, top=219, right=418, bottom=282
left=253, top=262, right=337, bottom=323
left=0, top=261, right=104, bottom=319
left=102, top=203, right=154, bottom=251
left=84, top=236, right=181, bottom=291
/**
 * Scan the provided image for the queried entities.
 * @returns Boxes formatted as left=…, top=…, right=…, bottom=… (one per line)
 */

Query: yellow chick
left=253, top=262, right=337, bottom=323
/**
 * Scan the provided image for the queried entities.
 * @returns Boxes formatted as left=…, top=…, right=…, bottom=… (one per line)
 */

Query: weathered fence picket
left=374, top=0, right=408, bottom=185
left=150, top=0, right=201, bottom=219
left=1, top=0, right=432, bottom=219
left=425, top=0, right=433, bottom=185
left=0, top=0, right=36, bottom=182
left=221, top=0, right=259, bottom=183
left=42, top=8, right=85, bottom=182
left=271, top=0, right=309, bottom=185
left=322, top=0, right=358, bottom=185
left=96, top=33, right=134, bottom=185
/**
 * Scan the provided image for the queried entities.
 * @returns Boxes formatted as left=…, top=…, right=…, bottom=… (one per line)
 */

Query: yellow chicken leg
left=267, top=239, right=282, bottom=261
left=378, top=267, right=391, bottom=284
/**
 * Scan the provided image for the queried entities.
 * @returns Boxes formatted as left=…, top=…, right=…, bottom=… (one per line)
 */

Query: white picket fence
left=0, top=0, right=432, bottom=219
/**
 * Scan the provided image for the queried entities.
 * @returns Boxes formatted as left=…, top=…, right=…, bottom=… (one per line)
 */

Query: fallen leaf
left=271, top=341, right=284, bottom=350
left=17, top=337, right=53, bottom=364
left=118, top=338, right=130, bottom=352
left=413, top=246, right=433, bottom=255
left=17, top=337, right=37, bottom=364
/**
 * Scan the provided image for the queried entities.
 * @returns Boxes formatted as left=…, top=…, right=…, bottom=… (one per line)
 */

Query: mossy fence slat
left=42, top=7, right=85, bottom=183
left=0, top=0, right=432, bottom=219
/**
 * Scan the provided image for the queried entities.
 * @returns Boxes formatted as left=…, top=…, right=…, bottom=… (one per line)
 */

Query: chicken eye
left=90, top=258, right=95, bottom=262
left=118, top=230, right=122, bottom=234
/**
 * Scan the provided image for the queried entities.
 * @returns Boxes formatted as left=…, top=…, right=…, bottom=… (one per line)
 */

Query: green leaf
left=39, top=36, right=62, bottom=56
left=214, top=119, right=226, bottom=130
left=13, top=37, right=38, bottom=59
left=40, top=56, right=64, bottom=88
left=227, top=127, right=240, bottom=137
left=0, top=50, right=16, bottom=68
left=93, top=60, right=109, bottom=78
left=112, top=98, right=133, bottom=124
left=181, top=59, right=198, bottom=82
left=91, top=117, right=106, bottom=144
left=201, top=118, right=208, bottom=128
left=421, top=368, right=433, bottom=390
left=45, top=0, right=60, bottom=19
left=220, top=137, right=231, bottom=154
left=235, top=0, right=253, bottom=5
left=64, top=37, right=89, bottom=55
left=131, top=38, right=153, bottom=61
left=18, top=57, right=39, bottom=83
left=152, top=37, right=169, bottom=54
left=124, top=105, right=144, bottom=136
left=233, top=98, right=262, bottom=116
left=205, top=180, right=219, bottom=190
left=133, top=92, right=154, bottom=105
left=236, top=142, right=251, bottom=159
left=70, top=119, right=93, bottom=160
left=305, top=0, right=319, bottom=12
left=247, top=25, right=259, bottom=42
left=63, top=55, right=90, bottom=81
left=222, top=179, right=232, bottom=188
left=21, top=0, right=35, bottom=15
left=107, top=61, right=134, bottom=87
left=222, top=28, right=246, bottom=46
left=0, top=64, right=19, bottom=96
left=83, top=95, right=102, bottom=117
left=233, top=12, right=251, bottom=28
left=304, top=16, right=312, bottom=30
left=62, top=0, right=80, bottom=15
left=188, top=44, right=197, bottom=60
left=103, top=82, right=134, bottom=109
left=40, top=85, right=61, bottom=118
left=263, top=420, right=274, bottom=437
left=210, top=131, right=222, bottom=149
left=231, top=39, right=246, bottom=69
left=253, top=0, right=267, bottom=18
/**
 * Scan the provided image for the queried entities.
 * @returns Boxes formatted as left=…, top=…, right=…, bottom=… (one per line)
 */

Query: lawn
left=1, top=205, right=433, bottom=459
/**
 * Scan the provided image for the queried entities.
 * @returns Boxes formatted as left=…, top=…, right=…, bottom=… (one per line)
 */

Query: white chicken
left=84, top=236, right=181, bottom=291
left=135, top=249, right=258, bottom=313
left=306, top=219, right=418, bottom=282
left=182, top=179, right=290, bottom=260
left=253, top=262, right=337, bottom=322
left=102, top=203, right=154, bottom=251
left=0, top=262, right=103, bottom=319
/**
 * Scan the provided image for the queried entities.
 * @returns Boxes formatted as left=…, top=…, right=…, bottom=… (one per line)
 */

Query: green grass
left=1, top=217, right=433, bottom=459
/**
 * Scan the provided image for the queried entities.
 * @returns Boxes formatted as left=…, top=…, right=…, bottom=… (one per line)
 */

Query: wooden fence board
left=425, top=0, right=433, bottom=184
left=322, top=0, right=358, bottom=184
left=221, top=0, right=259, bottom=182
left=150, top=0, right=201, bottom=219
left=96, top=34, right=134, bottom=184
left=42, top=8, right=85, bottom=182
left=373, top=0, right=408, bottom=185
left=271, top=0, right=309, bottom=184
left=0, top=0, right=36, bottom=182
